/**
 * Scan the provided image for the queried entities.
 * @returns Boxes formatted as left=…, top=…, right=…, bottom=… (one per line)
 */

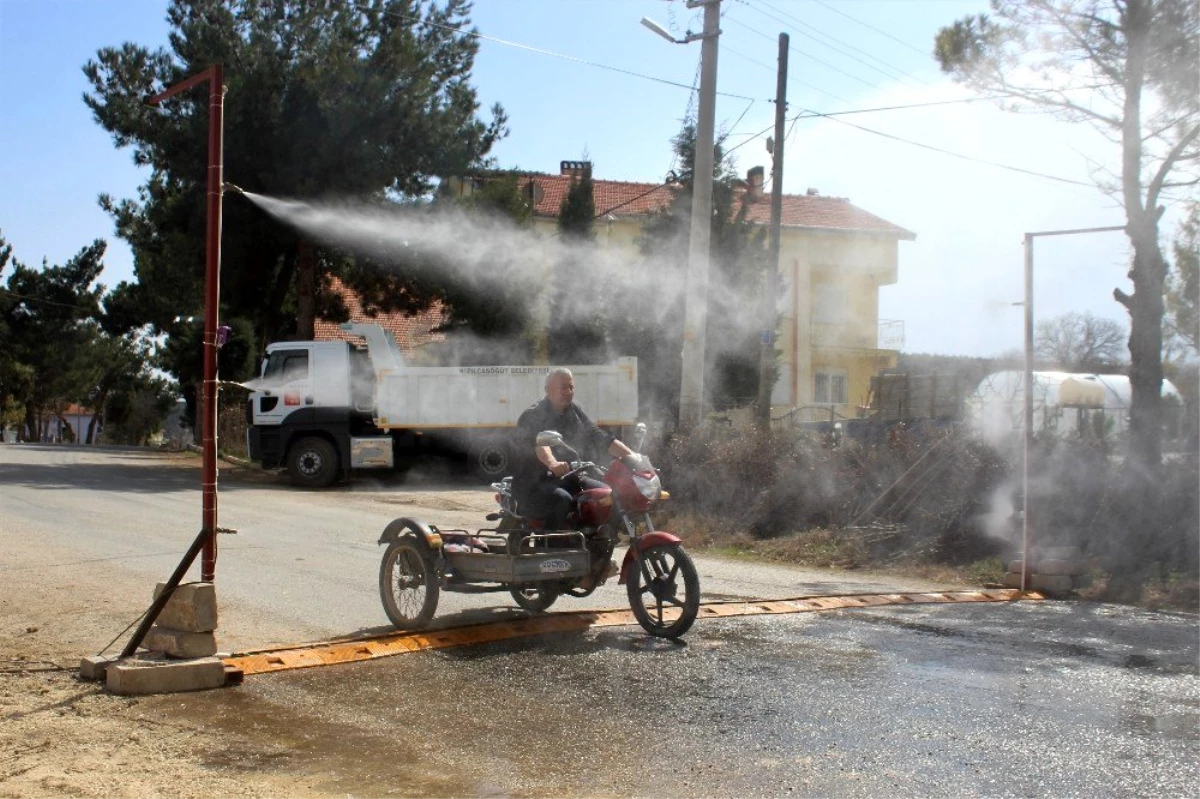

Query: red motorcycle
left=378, top=426, right=700, bottom=638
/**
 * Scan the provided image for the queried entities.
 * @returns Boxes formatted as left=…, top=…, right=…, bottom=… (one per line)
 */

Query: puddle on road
left=139, top=682, right=492, bottom=798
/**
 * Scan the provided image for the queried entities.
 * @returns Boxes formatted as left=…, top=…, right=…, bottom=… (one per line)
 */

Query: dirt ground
left=1, top=613, right=328, bottom=799
left=0, top=455, right=323, bottom=799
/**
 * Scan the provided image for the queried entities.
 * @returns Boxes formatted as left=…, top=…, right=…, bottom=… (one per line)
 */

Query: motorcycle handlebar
left=565, top=460, right=598, bottom=478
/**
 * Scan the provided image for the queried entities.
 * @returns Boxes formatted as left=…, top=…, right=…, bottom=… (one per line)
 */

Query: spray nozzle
left=223, top=182, right=245, bottom=195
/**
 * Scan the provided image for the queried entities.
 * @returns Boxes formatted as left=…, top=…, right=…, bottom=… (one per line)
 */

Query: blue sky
left=0, top=0, right=1175, bottom=357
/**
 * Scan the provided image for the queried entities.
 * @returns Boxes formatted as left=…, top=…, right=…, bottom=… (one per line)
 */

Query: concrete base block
left=1031, top=574, right=1075, bottom=594
left=144, top=626, right=218, bottom=658
left=79, top=654, right=118, bottom=681
left=1003, top=572, right=1025, bottom=589
left=106, top=654, right=227, bottom=695
left=154, top=582, right=218, bottom=632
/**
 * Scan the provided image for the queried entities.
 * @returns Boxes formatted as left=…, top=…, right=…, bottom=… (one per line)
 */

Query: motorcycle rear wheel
left=510, top=583, right=559, bottom=612
left=379, top=537, right=439, bottom=629
left=626, top=543, right=700, bottom=639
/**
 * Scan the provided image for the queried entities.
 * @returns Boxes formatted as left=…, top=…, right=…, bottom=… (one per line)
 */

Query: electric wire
left=806, top=108, right=1096, bottom=187
left=723, top=97, right=759, bottom=139
left=360, top=3, right=762, bottom=102
left=811, top=0, right=932, bottom=58
left=732, top=103, right=1096, bottom=190
left=0, top=287, right=100, bottom=312
left=723, top=44, right=855, bottom=106
left=745, top=0, right=930, bottom=89
left=363, top=0, right=1100, bottom=191
left=725, top=14, right=888, bottom=94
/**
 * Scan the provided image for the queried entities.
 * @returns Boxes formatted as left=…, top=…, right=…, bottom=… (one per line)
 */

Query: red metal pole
left=201, top=64, right=225, bottom=582
left=149, top=65, right=225, bottom=583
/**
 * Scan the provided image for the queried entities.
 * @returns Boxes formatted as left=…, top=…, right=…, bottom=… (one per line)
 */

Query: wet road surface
left=162, top=599, right=1198, bottom=798
left=4, top=445, right=1196, bottom=796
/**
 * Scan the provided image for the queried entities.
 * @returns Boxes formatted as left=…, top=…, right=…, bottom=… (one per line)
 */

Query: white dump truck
left=245, top=323, right=639, bottom=487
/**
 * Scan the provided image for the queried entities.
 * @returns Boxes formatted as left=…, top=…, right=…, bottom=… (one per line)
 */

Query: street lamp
left=640, top=16, right=709, bottom=45
left=1019, top=225, right=1124, bottom=593
left=643, top=0, right=722, bottom=430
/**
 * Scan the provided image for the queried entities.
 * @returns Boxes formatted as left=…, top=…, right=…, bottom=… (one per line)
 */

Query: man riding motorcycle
left=513, top=367, right=636, bottom=585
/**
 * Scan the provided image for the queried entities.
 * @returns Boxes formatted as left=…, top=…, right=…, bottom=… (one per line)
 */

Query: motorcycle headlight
left=633, top=473, right=661, bottom=501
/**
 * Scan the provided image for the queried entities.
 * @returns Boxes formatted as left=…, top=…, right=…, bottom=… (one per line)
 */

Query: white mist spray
left=238, top=191, right=770, bottom=368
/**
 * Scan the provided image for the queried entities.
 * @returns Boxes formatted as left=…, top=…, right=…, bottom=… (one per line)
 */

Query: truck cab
left=247, top=340, right=383, bottom=487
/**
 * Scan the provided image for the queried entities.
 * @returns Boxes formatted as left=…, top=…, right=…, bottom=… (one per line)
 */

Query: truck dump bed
left=372, top=359, right=638, bottom=429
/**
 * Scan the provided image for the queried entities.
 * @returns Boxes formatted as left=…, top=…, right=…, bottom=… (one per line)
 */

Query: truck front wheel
left=470, top=434, right=513, bottom=481
left=288, top=436, right=340, bottom=488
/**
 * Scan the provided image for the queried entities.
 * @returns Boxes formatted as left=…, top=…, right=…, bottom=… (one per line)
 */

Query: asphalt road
left=0, top=443, right=957, bottom=652
left=3, top=444, right=1197, bottom=797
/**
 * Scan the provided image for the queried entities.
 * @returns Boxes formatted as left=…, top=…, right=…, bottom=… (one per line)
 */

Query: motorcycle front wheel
left=626, top=543, right=700, bottom=639
left=510, top=583, right=559, bottom=613
left=379, top=537, right=439, bottom=629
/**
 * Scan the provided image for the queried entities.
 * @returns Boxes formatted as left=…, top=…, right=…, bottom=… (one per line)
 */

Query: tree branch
left=1147, top=125, right=1200, bottom=209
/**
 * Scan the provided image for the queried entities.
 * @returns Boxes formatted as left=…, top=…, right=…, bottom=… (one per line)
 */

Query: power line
left=724, top=97, right=759, bottom=139
left=363, top=3, right=762, bottom=103
left=803, top=108, right=1096, bottom=187
left=746, top=0, right=930, bottom=89
left=729, top=97, right=1097, bottom=189
left=723, top=44, right=856, bottom=106
left=811, top=0, right=932, bottom=58
left=364, top=3, right=1094, bottom=192
left=725, top=14, right=887, bottom=94
left=0, top=287, right=100, bottom=312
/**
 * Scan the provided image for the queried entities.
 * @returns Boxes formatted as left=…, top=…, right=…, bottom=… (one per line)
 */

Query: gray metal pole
left=756, top=32, right=788, bottom=432
left=678, top=0, right=721, bottom=429
left=1022, top=234, right=1033, bottom=593
left=1019, top=224, right=1121, bottom=593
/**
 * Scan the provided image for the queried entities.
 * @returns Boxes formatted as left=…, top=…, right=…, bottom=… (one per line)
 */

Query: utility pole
left=756, top=32, right=788, bottom=432
left=678, top=0, right=722, bottom=430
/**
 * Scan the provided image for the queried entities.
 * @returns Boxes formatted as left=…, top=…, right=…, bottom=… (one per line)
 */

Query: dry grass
left=661, top=425, right=1199, bottom=614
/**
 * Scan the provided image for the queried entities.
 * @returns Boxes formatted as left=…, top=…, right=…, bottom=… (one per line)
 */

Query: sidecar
left=377, top=517, right=593, bottom=628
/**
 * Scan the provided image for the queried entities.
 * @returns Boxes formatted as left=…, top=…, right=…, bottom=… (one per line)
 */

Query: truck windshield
left=262, top=349, right=309, bottom=383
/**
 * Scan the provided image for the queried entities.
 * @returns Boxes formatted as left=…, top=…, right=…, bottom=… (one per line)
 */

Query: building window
left=814, top=370, right=847, bottom=404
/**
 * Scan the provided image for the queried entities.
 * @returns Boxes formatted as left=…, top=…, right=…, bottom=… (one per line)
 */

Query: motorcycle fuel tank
left=576, top=487, right=613, bottom=525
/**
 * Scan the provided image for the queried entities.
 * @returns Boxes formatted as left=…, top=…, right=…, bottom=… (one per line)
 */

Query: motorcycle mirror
left=535, top=430, right=564, bottom=448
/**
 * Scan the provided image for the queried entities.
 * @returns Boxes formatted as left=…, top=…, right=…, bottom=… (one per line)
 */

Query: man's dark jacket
left=512, top=398, right=614, bottom=498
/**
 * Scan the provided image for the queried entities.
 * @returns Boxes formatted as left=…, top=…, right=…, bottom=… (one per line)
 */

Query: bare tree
left=1036, top=311, right=1128, bottom=371
left=936, top=0, right=1199, bottom=475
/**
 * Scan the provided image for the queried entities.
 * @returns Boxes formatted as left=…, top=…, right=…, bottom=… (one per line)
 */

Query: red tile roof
left=314, top=277, right=447, bottom=354
left=520, top=173, right=915, bottom=239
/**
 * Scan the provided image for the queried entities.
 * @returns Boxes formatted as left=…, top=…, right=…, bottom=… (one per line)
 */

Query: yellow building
left=444, top=161, right=914, bottom=421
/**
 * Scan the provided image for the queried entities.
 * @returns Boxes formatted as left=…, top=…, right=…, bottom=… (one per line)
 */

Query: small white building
left=966, top=370, right=1182, bottom=443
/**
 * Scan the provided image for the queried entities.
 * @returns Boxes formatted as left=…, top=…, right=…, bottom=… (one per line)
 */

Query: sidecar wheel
left=510, top=584, right=559, bottom=613
left=379, top=537, right=439, bottom=629
left=626, top=543, right=700, bottom=639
